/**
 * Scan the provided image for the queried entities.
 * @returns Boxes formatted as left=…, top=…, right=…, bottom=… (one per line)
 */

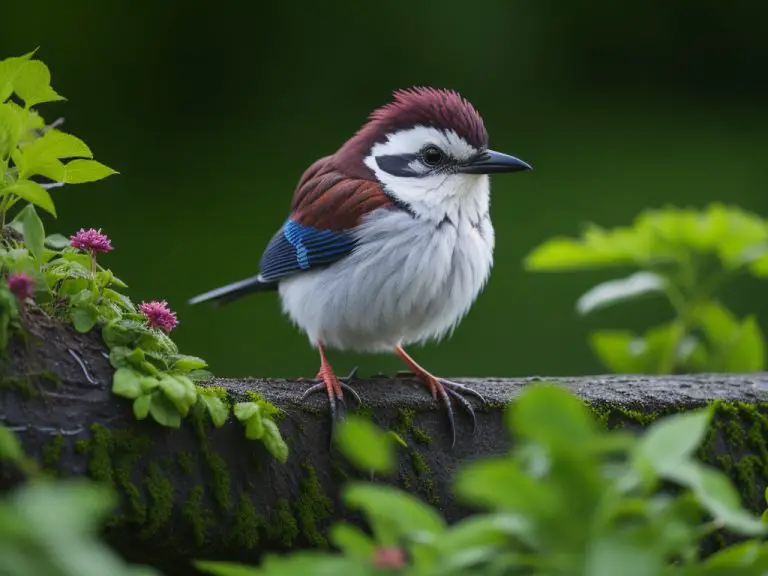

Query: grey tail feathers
left=188, top=274, right=277, bottom=306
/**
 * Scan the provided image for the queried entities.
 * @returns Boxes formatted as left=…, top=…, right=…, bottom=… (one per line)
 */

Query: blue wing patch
left=258, top=218, right=357, bottom=283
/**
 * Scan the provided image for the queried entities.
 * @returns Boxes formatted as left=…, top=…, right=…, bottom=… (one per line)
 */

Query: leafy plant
left=0, top=51, right=288, bottom=462
left=525, top=204, right=768, bottom=374
left=0, top=49, right=116, bottom=224
left=196, top=383, right=768, bottom=576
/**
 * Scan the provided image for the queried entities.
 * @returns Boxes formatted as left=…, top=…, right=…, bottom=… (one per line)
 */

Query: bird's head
left=336, top=86, right=531, bottom=223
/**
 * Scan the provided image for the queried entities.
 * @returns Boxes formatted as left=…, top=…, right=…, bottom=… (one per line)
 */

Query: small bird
left=189, top=87, right=531, bottom=446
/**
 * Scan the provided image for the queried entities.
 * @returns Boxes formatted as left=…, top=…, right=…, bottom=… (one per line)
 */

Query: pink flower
left=70, top=228, right=113, bottom=254
left=139, top=300, right=179, bottom=333
left=372, top=547, right=407, bottom=570
left=7, top=272, right=34, bottom=301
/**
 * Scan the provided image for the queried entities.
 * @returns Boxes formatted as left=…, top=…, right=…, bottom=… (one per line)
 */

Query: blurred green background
left=2, top=1, right=767, bottom=379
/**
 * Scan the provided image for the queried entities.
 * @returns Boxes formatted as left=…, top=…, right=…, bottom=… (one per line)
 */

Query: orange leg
left=300, top=344, right=361, bottom=441
left=395, top=345, right=487, bottom=447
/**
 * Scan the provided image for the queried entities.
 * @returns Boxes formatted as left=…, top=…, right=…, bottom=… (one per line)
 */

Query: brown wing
left=290, top=157, right=393, bottom=231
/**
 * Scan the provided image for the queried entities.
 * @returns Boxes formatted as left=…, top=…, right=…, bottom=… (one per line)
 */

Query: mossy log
left=1, top=307, right=768, bottom=575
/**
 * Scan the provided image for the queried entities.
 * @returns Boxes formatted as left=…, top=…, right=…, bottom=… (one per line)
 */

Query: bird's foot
left=419, top=375, right=488, bottom=447
left=300, top=364, right=361, bottom=445
left=395, top=346, right=487, bottom=447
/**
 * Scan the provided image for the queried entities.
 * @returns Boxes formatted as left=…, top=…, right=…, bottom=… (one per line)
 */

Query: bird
left=188, top=87, right=532, bottom=446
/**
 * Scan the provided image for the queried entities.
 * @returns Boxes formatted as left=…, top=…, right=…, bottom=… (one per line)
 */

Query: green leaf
left=0, top=425, right=24, bottom=464
left=634, top=409, right=711, bottom=477
left=335, top=415, right=396, bottom=474
left=44, top=233, right=70, bottom=250
left=261, top=418, right=289, bottom=463
left=589, top=330, right=648, bottom=373
left=673, top=461, right=765, bottom=536
left=722, top=316, right=765, bottom=372
left=234, top=401, right=259, bottom=422
left=454, top=456, right=555, bottom=513
left=576, top=271, right=666, bottom=316
left=343, top=483, right=446, bottom=538
left=4, top=179, right=56, bottom=217
left=703, top=541, right=768, bottom=575
left=187, top=369, right=215, bottom=382
left=103, top=288, right=134, bottom=311
left=0, top=102, right=23, bottom=156
left=435, top=512, right=530, bottom=555
left=198, top=393, right=229, bottom=427
left=133, top=394, right=151, bottom=420
left=695, top=302, right=766, bottom=372
left=102, top=318, right=147, bottom=348
left=525, top=237, right=635, bottom=271
left=584, top=529, right=664, bottom=576
left=148, top=393, right=182, bottom=428
left=62, top=159, right=117, bottom=184
left=329, top=522, right=376, bottom=560
left=12, top=60, right=65, bottom=107
left=0, top=51, right=36, bottom=102
left=159, top=375, right=196, bottom=417
left=14, top=204, right=46, bottom=263
left=70, top=303, right=99, bottom=333
left=508, top=383, right=598, bottom=449
left=112, top=367, right=143, bottom=399
left=245, top=412, right=265, bottom=440
left=172, top=354, right=208, bottom=371
left=140, top=376, right=160, bottom=394
left=195, top=561, right=262, bottom=576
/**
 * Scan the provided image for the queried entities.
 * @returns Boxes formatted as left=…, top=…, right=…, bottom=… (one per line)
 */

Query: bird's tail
left=188, top=275, right=276, bottom=307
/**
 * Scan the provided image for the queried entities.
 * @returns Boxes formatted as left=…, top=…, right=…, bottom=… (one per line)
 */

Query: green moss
left=411, top=426, right=432, bottom=445
left=244, top=390, right=286, bottom=422
left=392, top=407, right=432, bottom=445
left=80, top=423, right=117, bottom=484
left=419, top=477, right=440, bottom=507
left=182, top=485, right=210, bottom=547
left=140, top=463, right=174, bottom=539
left=41, top=434, right=65, bottom=473
left=397, top=408, right=416, bottom=434
left=38, top=370, right=62, bottom=386
left=0, top=375, right=38, bottom=398
left=75, top=423, right=152, bottom=528
left=295, top=464, right=333, bottom=547
left=702, top=400, right=768, bottom=510
left=267, top=498, right=299, bottom=547
left=198, top=385, right=230, bottom=405
left=410, top=451, right=429, bottom=476
left=228, top=492, right=264, bottom=549
left=353, top=405, right=373, bottom=420
left=191, top=405, right=232, bottom=512
left=177, top=451, right=195, bottom=475
left=409, top=450, right=440, bottom=507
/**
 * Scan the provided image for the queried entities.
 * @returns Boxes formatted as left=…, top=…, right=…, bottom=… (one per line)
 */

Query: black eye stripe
left=375, top=153, right=421, bottom=177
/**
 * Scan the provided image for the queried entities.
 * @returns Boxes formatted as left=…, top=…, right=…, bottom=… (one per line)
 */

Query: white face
left=363, top=125, right=491, bottom=224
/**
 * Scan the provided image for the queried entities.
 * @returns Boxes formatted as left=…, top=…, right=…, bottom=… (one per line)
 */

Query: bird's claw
left=430, top=378, right=488, bottom=448
left=300, top=366, right=362, bottom=447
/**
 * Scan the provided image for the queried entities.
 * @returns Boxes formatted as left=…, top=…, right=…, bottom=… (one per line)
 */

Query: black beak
left=458, top=149, right=532, bottom=174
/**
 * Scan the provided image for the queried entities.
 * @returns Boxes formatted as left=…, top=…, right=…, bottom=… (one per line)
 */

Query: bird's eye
left=420, top=145, right=445, bottom=167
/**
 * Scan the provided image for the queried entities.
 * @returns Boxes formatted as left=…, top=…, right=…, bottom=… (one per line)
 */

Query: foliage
left=0, top=49, right=116, bottom=223
left=233, top=400, right=289, bottom=463
left=0, top=51, right=287, bottom=461
left=197, top=383, right=768, bottom=576
left=525, top=204, right=768, bottom=374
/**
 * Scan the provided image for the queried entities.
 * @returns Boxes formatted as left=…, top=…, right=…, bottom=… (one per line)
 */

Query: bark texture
left=1, top=307, right=768, bottom=575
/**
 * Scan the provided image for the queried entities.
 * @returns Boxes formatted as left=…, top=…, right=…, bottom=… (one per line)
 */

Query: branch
left=1, top=306, right=767, bottom=575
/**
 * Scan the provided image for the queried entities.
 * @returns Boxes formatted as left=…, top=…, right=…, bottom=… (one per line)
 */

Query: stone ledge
left=1, top=308, right=767, bottom=575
